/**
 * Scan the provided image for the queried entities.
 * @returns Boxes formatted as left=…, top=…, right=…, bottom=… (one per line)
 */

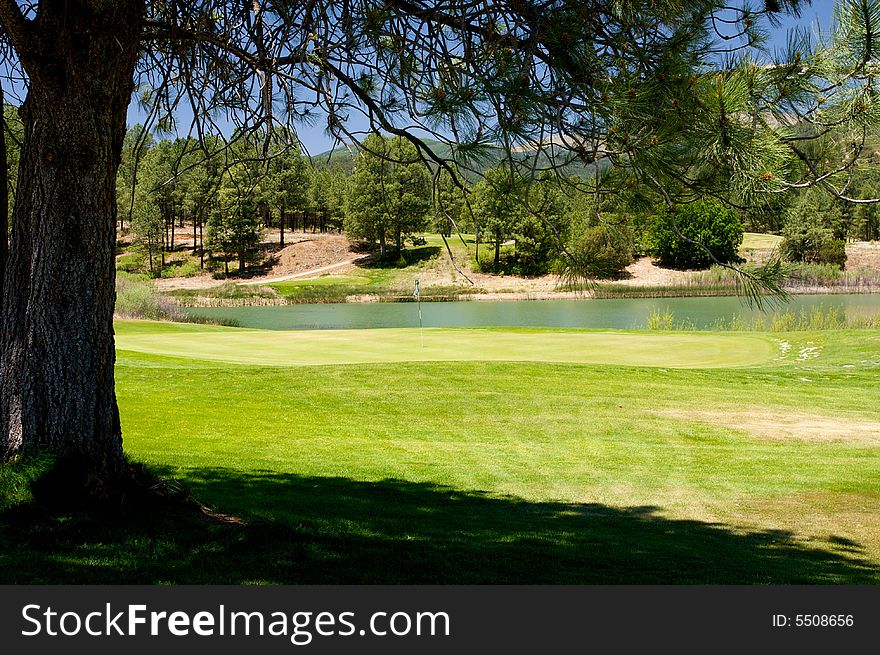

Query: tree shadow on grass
left=0, top=468, right=877, bottom=584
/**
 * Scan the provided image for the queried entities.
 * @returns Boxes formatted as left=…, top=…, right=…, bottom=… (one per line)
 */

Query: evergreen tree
left=311, top=167, right=349, bottom=234
left=263, top=137, right=310, bottom=247
left=116, top=124, right=155, bottom=233
left=435, top=165, right=468, bottom=237
left=515, top=175, right=568, bottom=275
left=472, top=167, right=524, bottom=268
left=346, top=134, right=431, bottom=260
left=129, top=187, right=164, bottom=275
left=208, top=165, right=264, bottom=276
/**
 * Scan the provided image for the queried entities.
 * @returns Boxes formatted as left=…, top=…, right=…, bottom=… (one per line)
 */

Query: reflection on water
left=186, top=294, right=880, bottom=331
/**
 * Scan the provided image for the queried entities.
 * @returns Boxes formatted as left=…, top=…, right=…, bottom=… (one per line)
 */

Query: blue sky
left=773, top=0, right=836, bottom=46
left=125, top=1, right=841, bottom=154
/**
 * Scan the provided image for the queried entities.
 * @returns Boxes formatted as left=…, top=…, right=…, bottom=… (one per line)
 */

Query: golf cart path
left=240, top=254, right=373, bottom=285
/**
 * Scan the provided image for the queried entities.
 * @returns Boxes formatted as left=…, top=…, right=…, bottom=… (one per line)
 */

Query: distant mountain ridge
left=308, top=137, right=603, bottom=180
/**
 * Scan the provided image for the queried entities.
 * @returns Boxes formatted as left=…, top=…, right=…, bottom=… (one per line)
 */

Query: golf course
left=3, top=318, right=877, bottom=584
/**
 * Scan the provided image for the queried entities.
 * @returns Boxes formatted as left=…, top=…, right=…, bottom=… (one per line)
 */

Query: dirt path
left=240, top=255, right=373, bottom=285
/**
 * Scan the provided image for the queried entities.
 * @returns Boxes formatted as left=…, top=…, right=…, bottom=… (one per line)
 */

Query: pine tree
left=472, top=167, right=524, bottom=268
left=208, top=165, right=264, bottom=276
left=346, top=134, right=431, bottom=260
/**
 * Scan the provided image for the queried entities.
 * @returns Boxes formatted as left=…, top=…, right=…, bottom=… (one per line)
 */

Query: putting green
left=115, top=320, right=778, bottom=368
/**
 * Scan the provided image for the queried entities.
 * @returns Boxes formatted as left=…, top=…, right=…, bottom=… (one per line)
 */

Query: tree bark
left=474, top=222, right=480, bottom=264
left=0, top=1, right=144, bottom=479
left=279, top=207, right=285, bottom=247
left=0, top=84, right=7, bottom=307
left=199, top=215, right=204, bottom=269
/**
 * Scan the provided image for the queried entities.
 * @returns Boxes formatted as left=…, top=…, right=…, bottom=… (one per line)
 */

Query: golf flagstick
left=413, top=279, right=423, bottom=347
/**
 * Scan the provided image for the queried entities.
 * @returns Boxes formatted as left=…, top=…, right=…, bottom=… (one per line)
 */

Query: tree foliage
left=565, top=223, right=636, bottom=280
left=471, top=166, right=524, bottom=267
left=129, top=186, right=164, bottom=274
left=345, top=133, right=431, bottom=259
left=651, top=201, right=744, bottom=270
left=781, top=188, right=849, bottom=267
left=311, top=167, right=349, bottom=232
left=207, top=163, right=265, bottom=275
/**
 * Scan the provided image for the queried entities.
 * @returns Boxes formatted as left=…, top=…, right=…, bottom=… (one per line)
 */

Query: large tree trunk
left=0, top=1, right=144, bottom=480
left=0, top=84, right=7, bottom=306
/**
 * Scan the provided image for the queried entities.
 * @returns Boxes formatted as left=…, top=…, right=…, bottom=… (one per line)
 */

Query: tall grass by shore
left=645, top=304, right=880, bottom=332
left=116, top=272, right=239, bottom=325
left=169, top=280, right=490, bottom=305
left=594, top=263, right=880, bottom=299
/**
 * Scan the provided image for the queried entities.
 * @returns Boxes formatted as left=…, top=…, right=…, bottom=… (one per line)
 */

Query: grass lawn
left=1, top=320, right=878, bottom=583
left=742, top=232, right=784, bottom=250
left=113, top=321, right=779, bottom=368
left=269, top=268, right=400, bottom=302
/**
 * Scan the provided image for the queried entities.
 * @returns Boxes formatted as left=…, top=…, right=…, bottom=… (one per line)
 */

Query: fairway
left=3, top=320, right=879, bottom=584
left=742, top=232, right=784, bottom=249
left=115, top=320, right=778, bottom=368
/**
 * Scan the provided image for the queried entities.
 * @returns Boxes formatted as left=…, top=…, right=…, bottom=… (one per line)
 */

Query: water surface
left=186, top=294, right=880, bottom=330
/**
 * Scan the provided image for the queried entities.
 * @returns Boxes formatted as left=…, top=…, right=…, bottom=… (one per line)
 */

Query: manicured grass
left=1, top=321, right=879, bottom=583
left=114, top=321, right=779, bottom=368
left=269, top=268, right=397, bottom=302
left=742, top=232, right=783, bottom=249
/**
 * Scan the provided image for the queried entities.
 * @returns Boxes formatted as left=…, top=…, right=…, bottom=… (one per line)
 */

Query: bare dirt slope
left=265, top=234, right=360, bottom=277
left=155, top=232, right=361, bottom=290
left=848, top=241, right=880, bottom=270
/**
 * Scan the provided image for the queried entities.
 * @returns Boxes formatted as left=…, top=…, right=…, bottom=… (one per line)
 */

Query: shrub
left=565, top=223, right=635, bottom=279
left=116, top=251, right=146, bottom=274
left=115, top=271, right=237, bottom=324
left=780, top=224, right=847, bottom=269
left=650, top=201, right=743, bottom=269
left=159, top=256, right=202, bottom=278
left=510, top=213, right=559, bottom=276
left=115, top=272, right=164, bottom=319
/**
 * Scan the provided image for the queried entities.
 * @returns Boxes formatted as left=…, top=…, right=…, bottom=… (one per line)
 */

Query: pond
left=185, top=294, right=880, bottom=330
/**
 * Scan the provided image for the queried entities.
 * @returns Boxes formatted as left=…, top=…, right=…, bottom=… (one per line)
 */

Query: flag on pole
left=413, top=279, right=423, bottom=347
